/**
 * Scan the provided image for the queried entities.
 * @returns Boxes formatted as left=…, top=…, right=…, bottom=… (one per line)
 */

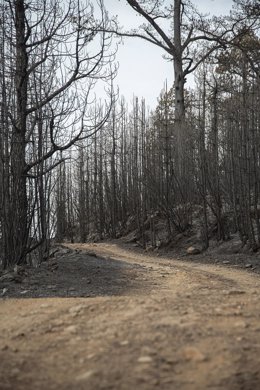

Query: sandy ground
left=0, top=241, right=260, bottom=390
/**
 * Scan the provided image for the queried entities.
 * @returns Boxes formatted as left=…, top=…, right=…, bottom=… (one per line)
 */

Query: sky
left=103, top=0, right=234, bottom=110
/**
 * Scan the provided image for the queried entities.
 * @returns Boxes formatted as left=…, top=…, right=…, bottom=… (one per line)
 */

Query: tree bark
left=7, top=0, right=29, bottom=265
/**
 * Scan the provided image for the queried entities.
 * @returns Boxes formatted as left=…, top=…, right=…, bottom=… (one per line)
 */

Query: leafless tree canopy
left=0, top=0, right=116, bottom=268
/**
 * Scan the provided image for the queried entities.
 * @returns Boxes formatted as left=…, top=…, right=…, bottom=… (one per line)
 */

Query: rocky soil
left=0, top=241, right=260, bottom=389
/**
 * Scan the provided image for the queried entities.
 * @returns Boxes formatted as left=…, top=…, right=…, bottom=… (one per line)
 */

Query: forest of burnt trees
left=0, top=0, right=260, bottom=269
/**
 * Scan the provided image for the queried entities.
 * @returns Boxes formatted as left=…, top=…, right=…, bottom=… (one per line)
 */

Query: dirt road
left=0, top=242, right=260, bottom=390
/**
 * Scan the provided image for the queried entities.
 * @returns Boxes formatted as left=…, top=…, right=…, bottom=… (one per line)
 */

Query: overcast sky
left=103, top=0, right=234, bottom=109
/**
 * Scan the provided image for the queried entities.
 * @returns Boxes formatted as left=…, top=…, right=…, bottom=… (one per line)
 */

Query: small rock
left=2, top=288, right=8, bottom=296
left=120, top=340, right=129, bottom=346
left=40, top=303, right=52, bottom=309
left=63, top=325, right=77, bottom=334
left=180, top=347, right=206, bottom=362
left=69, top=305, right=85, bottom=315
left=187, top=246, right=201, bottom=255
left=234, top=321, right=249, bottom=328
left=76, top=370, right=96, bottom=381
left=223, top=261, right=230, bottom=265
left=87, top=353, right=96, bottom=360
left=137, top=356, right=153, bottom=363
left=20, top=290, right=30, bottom=295
left=227, top=290, right=246, bottom=296
left=245, top=264, right=253, bottom=268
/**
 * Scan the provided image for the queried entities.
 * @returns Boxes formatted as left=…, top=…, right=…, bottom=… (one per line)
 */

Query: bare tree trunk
left=110, top=109, right=118, bottom=238
left=98, top=131, right=104, bottom=239
left=7, top=0, right=29, bottom=265
left=199, top=71, right=209, bottom=249
left=173, top=0, right=186, bottom=177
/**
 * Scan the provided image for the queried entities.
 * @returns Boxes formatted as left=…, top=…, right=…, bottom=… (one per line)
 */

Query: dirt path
left=0, top=242, right=260, bottom=390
